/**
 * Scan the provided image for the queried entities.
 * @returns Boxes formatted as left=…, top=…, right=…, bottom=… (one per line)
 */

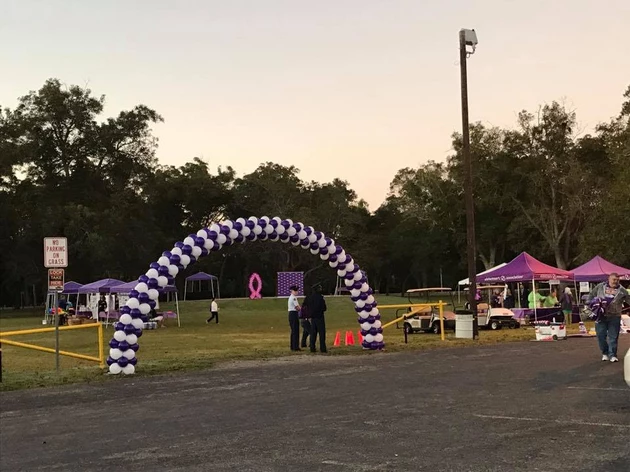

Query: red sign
left=48, top=269, right=65, bottom=291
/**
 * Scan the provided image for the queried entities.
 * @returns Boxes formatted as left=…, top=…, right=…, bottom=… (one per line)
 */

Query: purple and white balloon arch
left=107, top=216, right=384, bottom=374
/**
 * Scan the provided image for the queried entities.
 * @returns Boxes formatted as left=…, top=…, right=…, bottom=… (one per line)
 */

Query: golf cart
left=475, top=285, right=520, bottom=330
left=399, top=288, right=457, bottom=335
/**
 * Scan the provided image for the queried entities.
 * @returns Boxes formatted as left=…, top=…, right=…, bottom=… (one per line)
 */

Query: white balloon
left=320, top=252, right=329, bottom=261
left=344, top=278, right=354, bottom=287
left=221, top=220, right=233, bottom=229
left=131, top=318, right=144, bottom=329
left=345, top=263, right=355, bottom=273
left=275, top=225, right=286, bottom=235
left=126, top=298, right=140, bottom=310
left=308, top=234, right=317, bottom=243
left=252, top=226, right=263, bottom=235
left=146, top=268, right=159, bottom=279
left=180, top=254, right=191, bottom=266
left=204, top=239, right=215, bottom=250
left=158, top=256, right=170, bottom=267
left=358, top=311, right=370, bottom=319
left=270, top=234, right=279, bottom=241
left=109, top=363, right=122, bottom=374
left=240, top=227, right=251, bottom=237
left=360, top=283, right=369, bottom=292
left=210, top=223, right=221, bottom=233
left=317, top=239, right=327, bottom=248
left=375, top=333, right=384, bottom=343
left=120, top=314, right=132, bottom=325
left=366, top=295, right=375, bottom=305
left=196, top=229, right=208, bottom=239
left=191, top=246, right=202, bottom=258
left=126, top=334, right=138, bottom=345
left=272, top=216, right=282, bottom=224
left=134, top=282, right=149, bottom=293
left=284, top=218, right=293, bottom=226
left=183, top=236, right=195, bottom=247
left=229, top=229, right=239, bottom=239
left=329, top=260, right=339, bottom=268
left=114, top=330, right=126, bottom=342
left=327, top=239, right=336, bottom=247
left=373, top=320, right=382, bottom=329
left=350, top=289, right=361, bottom=298
left=356, top=299, right=366, bottom=308
left=139, top=303, right=151, bottom=315
left=365, top=334, right=375, bottom=343
left=168, top=265, right=179, bottom=277
left=337, top=269, right=347, bottom=277
left=264, top=225, right=274, bottom=235
left=291, top=239, right=300, bottom=247
left=337, top=253, right=347, bottom=264
left=171, top=247, right=182, bottom=256
left=287, top=227, right=297, bottom=237
left=327, top=245, right=336, bottom=255
left=157, top=276, right=168, bottom=288
left=310, top=248, right=319, bottom=255
left=123, top=349, right=136, bottom=360
left=297, top=230, right=307, bottom=240
left=260, top=216, right=270, bottom=223
left=370, top=308, right=379, bottom=317
left=361, top=322, right=371, bottom=331
left=216, top=234, right=227, bottom=244
left=247, top=216, right=258, bottom=224
left=122, top=364, right=135, bottom=375
left=109, top=348, right=123, bottom=360
left=236, top=217, right=247, bottom=226
left=147, top=288, right=159, bottom=300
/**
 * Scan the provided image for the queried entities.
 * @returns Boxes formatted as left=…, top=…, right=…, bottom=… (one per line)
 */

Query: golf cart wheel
left=490, top=320, right=501, bottom=330
left=552, top=335, right=558, bottom=340
left=404, top=323, right=413, bottom=335
left=432, top=323, right=441, bottom=334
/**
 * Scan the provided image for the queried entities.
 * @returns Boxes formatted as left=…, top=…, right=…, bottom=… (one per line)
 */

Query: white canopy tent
left=457, top=263, right=508, bottom=303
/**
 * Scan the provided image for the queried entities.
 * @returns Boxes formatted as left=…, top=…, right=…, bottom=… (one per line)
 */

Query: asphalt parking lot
left=1, top=336, right=628, bottom=472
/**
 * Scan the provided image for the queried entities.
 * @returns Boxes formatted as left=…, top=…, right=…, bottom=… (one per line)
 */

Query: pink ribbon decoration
left=249, top=273, right=262, bottom=299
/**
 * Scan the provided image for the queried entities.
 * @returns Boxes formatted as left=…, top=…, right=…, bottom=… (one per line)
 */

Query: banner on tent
left=277, top=272, right=304, bottom=297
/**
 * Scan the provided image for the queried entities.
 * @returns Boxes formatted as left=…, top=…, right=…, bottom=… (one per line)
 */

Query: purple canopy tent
left=44, top=281, right=84, bottom=322
left=478, top=252, right=573, bottom=321
left=572, top=256, right=630, bottom=282
left=77, top=278, right=126, bottom=294
left=111, top=280, right=181, bottom=327
left=184, top=272, right=220, bottom=300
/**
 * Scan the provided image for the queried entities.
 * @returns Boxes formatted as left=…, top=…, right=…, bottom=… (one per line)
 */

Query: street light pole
left=459, top=28, right=479, bottom=338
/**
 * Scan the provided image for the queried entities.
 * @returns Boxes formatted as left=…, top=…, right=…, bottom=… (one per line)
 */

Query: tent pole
left=184, top=280, right=187, bottom=301
left=217, top=279, right=221, bottom=299
left=533, top=277, right=537, bottom=322
left=175, top=292, right=181, bottom=327
left=211, top=279, right=215, bottom=299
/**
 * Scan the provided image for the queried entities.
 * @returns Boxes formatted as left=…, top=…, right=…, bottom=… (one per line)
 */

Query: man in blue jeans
left=588, top=273, right=630, bottom=363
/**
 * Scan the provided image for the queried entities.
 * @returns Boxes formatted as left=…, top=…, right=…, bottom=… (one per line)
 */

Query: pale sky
left=2, top=0, right=629, bottom=209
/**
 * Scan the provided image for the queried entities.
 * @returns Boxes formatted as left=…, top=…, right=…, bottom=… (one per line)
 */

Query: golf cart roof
left=406, top=287, right=452, bottom=294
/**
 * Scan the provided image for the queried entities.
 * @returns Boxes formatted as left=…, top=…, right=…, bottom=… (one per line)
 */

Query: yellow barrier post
left=97, top=322, right=105, bottom=368
left=439, top=300, right=445, bottom=341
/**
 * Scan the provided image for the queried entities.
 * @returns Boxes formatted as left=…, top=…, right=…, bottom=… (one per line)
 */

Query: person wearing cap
left=287, top=285, right=301, bottom=351
left=302, top=284, right=327, bottom=353
left=587, top=272, right=630, bottom=363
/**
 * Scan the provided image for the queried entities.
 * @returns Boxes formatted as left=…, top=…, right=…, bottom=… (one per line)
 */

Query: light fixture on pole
left=459, top=28, right=479, bottom=339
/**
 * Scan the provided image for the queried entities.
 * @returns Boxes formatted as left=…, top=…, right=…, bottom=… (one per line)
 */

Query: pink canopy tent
left=572, top=256, right=630, bottom=282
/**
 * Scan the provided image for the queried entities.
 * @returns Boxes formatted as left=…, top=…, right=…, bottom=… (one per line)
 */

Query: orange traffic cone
left=345, top=330, right=355, bottom=346
left=333, top=331, right=342, bottom=347
left=357, top=330, right=363, bottom=344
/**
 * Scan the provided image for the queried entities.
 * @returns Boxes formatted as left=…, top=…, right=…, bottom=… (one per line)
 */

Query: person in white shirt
left=288, top=285, right=301, bottom=351
left=206, top=298, right=219, bottom=324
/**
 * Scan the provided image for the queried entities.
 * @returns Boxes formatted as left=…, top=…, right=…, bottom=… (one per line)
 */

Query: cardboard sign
left=48, top=269, right=65, bottom=291
left=579, top=282, right=590, bottom=293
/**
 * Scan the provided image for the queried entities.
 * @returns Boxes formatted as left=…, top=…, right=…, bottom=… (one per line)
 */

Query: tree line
left=1, top=79, right=628, bottom=307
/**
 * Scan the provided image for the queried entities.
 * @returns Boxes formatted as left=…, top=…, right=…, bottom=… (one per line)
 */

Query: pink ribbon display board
left=248, top=273, right=262, bottom=299
left=277, top=272, right=304, bottom=297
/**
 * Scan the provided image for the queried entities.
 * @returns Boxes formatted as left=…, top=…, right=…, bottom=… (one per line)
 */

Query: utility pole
left=459, top=28, right=479, bottom=338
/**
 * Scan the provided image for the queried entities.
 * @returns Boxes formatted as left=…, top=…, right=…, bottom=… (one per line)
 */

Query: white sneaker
left=610, top=356, right=619, bottom=363
left=602, top=355, right=609, bottom=361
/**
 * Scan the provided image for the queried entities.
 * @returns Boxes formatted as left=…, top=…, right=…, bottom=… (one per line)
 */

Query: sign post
left=44, top=237, right=68, bottom=373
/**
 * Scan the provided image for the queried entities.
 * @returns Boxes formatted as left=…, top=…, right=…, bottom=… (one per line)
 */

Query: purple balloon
left=109, top=339, right=119, bottom=349
left=258, top=219, right=267, bottom=228
left=351, top=296, right=360, bottom=302
left=149, top=262, right=160, bottom=270
left=369, top=327, right=378, bottom=336
left=182, top=244, right=193, bottom=255
left=138, top=292, right=150, bottom=303
left=140, top=315, right=149, bottom=322
left=124, top=324, right=136, bottom=335
left=355, top=306, right=364, bottom=313
left=352, top=281, right=363, bottom=290
left=167, top=276, right=175, bottom=286
left=361, top=329, right=370, bottom=337
left=130, top=308, right=142, bottom=318
left=174, top=241, right=184, bottom=248
left=337, top=263, right=347, bottom=271
left=233, top=221, right=243, bottom=231
left=329, top=254, right=338, bottom=263
left=281, top=220, right=290, bottom=229
left=293, top=223, right=303, bottom=232
left=176, top=263, right=185, bottom=270
left=130, top=343, right=140, bottom=352
left=304, top=226, right=312, bottom=235
left=234, top=235, right=244, bottom=243
left=245, top=220, right=256, bottom=229
left=194, top=237, right=205, bottom=247
left=246, top=233, right=257, bottom=241
left=208, top=230, right=218, bottom=241
left=188, top=255, right=197, bottom=264
left=370, top=342, right=379, bottom=350
left=106, top=356, right=115, bottom=366
left=269, top=219, right=278, bottom=228
left=220, top=225, right=231, bottom=235
left=169, top=254, right=181, bottom=265
left=200, top=247, right=209, bottom=257
left=344, top=273, right=355, bottom=281
left=300, top=240, right=310, bottom=248
left=129, top=357, right=138, bottom=366
left=269, top=232, right=278, bottom=240
left=359, top=292, right=368, bottom=301
left=120, top=306, right=131, bottom=315
left=134, top=328, right=143, bottom=337
left=162, top=251, right=172, bottom=258
left=128, top=290, right=139, bottom=299
left=319, top=247, right=328, bottom=255
left=148, top=300, right=157, bottom=309
left=289, top=235, right=299, bottom=243
left=223, top=238, right=234, bottom=246
left=147, top=278, right=159, bottom=289
left=118, top=341, right=130, bottom=351
left=157, top=265, right=169, bottom=277
left=335, top=245, right=343, bottom=255
left=314, top=231, right=322, bottom=240
left=310, top=242, right=319, bottom=250
left=366, top=315, right=376, bottom=324
left=117, top=357, right=129, bottom=368
left=362, top=340, right=371, bottom=349
left=280, top=233, right=290, bottom=241
left=139, top=275, right=149, bottom=284
left=258, top=233, right=268, bottom=241
left=114, top=322, right=124, bottom=331
left=324, top=237, right=333, bottom=247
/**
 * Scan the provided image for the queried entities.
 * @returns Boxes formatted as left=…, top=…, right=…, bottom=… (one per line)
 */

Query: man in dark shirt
left=303, top=284, right=327, bottom=353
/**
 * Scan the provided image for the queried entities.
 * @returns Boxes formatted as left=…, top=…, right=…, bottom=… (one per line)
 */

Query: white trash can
left=455, top=314, right=474, bottom=339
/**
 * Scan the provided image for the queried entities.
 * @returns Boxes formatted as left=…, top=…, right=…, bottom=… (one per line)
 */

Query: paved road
left=1, top=336, right=629, bottom=472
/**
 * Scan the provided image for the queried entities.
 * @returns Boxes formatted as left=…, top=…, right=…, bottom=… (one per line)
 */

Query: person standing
left=559, top=287, right=574, bottom=324
left=287, top=285, right=301, bottom=351
left=587, top=273, right=630, bottom=363
left=303, top=284, right=327, bottom=353
left=299, top=305, right=311, bottom=349
left=206, top=298, right=219, bottom=324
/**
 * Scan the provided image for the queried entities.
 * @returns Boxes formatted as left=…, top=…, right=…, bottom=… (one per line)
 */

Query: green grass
left=0, top=296, right=589, bottom=391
